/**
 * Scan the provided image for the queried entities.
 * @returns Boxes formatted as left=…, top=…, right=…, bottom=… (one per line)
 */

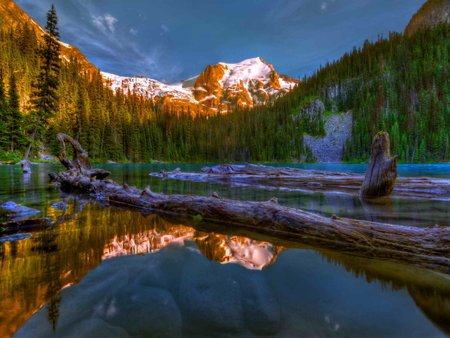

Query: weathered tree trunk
left=53, top=133, right=110, bottom=180
left=360, top=132, right=398, bottom=198
left=20, top=160, right=31, bottom=173
left=56, top=133, right=91, bottom=171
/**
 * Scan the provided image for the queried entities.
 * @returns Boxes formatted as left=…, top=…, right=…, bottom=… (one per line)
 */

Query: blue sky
left=16, top=0, right=426, bottom=83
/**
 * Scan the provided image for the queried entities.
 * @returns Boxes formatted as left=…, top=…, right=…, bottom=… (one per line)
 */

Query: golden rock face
left=0, top=0, right=99, bottom=75
left=405, top=0, right=450, bottom=36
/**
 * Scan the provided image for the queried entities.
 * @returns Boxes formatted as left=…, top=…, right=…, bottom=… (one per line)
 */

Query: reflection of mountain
left=102, top=225, right=194, bottom=259
left=102, top=226, right=284, bottom=271
left=196, top=233, right=285, bottom=270
left=0, top=204, right=285, bottom=337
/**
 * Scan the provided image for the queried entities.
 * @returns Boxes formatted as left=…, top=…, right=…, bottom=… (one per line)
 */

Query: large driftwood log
left=360, top=132, right=398, bottom=198
left=50, top=167, right=450, bottom=272
left=150, top=163, right=450, bottom=200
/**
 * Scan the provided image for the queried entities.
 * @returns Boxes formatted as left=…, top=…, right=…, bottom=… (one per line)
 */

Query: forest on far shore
left=1, top=13, right=450, bottom=164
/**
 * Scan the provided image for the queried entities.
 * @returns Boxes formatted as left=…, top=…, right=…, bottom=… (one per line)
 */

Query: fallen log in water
left=150, top=164, right=450, bottom=200
left=47, top=170, right=450, bottom=272
left=49, top=133, right=450, bottom=273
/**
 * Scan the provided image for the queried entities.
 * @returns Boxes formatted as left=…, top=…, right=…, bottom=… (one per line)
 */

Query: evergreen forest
left=1, top=15, right=450, bottom=163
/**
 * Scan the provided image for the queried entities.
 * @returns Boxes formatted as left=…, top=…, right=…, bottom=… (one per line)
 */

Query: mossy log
left=150, top=163, right=450, bottom=200
left=49, top=169, right=450, bottom=272
left=360, top=132, right=398, bottom=198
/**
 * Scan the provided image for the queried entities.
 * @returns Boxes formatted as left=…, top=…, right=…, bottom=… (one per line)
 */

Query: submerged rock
left=1, top=201, right=18, bottom=210
left=52, top=201, right=68, bottom=210
left=179, top=253, right=244, bottom=334
left=1, top=202, right=41, bottom=221
left=237, top=273, right=281, bottom=335
left=0, top=233, right=33, bottom=242
left=104, top=286, right=182, bottom=337
left=55, top=318, right=130, bottom=338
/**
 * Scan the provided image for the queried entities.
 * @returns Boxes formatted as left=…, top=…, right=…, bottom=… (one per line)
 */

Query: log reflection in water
left=360, top=197, right=397, bottom=224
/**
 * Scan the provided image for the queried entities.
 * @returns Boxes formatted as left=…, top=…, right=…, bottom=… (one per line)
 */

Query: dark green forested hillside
left=2, top=17, right=450, bottom=163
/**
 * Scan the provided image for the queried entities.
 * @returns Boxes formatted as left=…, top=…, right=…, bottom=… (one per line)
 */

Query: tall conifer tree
left=24, top=4, right=60, bottom=162
left=0, top=72, right=8, bottom=149
left=7, top=73, right=28, bottom=152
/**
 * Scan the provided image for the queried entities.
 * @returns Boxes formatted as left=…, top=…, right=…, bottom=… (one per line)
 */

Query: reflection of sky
left=16, top=0, right=425, bottom=82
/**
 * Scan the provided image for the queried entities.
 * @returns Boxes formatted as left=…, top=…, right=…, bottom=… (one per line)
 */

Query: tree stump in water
left=20, top=160, right=31, bottom=173
left=360, top=132, right=398, bottom=198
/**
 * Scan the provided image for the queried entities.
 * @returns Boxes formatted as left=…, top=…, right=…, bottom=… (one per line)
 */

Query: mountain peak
left=405, top=0, right=450, bottom=36
left=102, top=57, right=299, bottom=115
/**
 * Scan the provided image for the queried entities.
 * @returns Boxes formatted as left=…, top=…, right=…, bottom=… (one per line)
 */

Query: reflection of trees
left=315, top=249, right=450, bottom=335
left=409, top=286, right=450, bottom=335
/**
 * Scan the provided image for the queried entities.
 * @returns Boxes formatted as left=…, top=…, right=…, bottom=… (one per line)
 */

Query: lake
left=1, top=163, right=449, bottom=337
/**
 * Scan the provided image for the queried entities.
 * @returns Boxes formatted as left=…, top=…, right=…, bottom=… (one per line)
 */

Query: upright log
left=360, top=132, right=398, bottom=198
left=56, top=133, right=91, bottom=171
left=20, top=160, right=31, bottom=174
left=50, top=133, right=111, bottom=180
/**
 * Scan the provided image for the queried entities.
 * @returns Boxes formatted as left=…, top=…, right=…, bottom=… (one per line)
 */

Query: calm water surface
left=0, top=163, right=449, bottom=337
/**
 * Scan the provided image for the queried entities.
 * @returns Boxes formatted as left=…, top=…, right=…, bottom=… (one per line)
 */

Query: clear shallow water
left=1, top=163, right=450, bottom=337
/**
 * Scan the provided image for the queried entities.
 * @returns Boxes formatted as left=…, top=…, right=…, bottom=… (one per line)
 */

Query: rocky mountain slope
left=102, top=57, right=299, bottom=115
left=0, top=0, right=98, bottom=74
left=405, top=0, right=450, bottom=36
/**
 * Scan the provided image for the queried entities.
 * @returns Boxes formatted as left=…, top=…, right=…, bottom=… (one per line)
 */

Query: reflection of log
left=360, top=197, right=396, bottom=224
left=360, top=132, right=398, bottom=198
left=51, top=167, right=450, bottom=273
left=151, top=163, right=450, bottom=200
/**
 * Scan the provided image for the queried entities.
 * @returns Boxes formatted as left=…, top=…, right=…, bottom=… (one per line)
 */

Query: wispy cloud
left=22, top=0, right=183, bottom=82
left=92, top=14, right=118, bottom=33
left=321, top=0, right=337, bottom=12
left=160, top=24, right=169, bottom=36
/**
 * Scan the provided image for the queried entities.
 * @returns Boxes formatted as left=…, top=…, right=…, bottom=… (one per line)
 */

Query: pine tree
left=0, top=72, right=8, bottom=149
left=24, top=4, right=60, bottom=162
left=7, top=73, right=28, bottom=152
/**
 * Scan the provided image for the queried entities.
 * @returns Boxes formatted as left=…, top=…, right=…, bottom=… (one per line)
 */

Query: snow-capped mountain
left=101, top=57, right=299, bottom=114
